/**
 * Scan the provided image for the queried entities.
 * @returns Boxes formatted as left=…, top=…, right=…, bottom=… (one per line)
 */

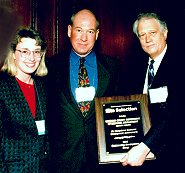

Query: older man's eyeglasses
left=15, top=49, right=42, bottom=59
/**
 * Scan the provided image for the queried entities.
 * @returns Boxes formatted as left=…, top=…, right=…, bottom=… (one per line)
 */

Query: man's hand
left=120, top=142, right=150, bottom=166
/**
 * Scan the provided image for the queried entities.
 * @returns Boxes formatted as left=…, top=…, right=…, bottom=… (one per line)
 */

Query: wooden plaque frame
left=95, top=94, right=155, bottom=164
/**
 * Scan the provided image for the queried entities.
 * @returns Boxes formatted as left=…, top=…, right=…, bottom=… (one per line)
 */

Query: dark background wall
left=1, top=0, right=185, bottom=70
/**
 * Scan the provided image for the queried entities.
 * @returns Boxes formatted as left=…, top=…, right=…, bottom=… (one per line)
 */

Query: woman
left=0, top=28, right=49, bottom=172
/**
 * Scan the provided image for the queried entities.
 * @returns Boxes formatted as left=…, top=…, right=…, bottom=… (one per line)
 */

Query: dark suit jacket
left=46, top=50, right=127, bottom=173
left=0, top=72, right=49, bottom=173
left=125, top=44, right=181, bottom=172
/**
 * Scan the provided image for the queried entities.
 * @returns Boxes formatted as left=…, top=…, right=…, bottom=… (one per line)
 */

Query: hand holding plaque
left=95, top=94, right=155, bottom=164
left=120, top=142, right=154, bottom=166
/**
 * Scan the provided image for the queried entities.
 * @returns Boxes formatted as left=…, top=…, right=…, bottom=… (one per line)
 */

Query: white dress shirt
left=143, top=45, right=167, bottom=94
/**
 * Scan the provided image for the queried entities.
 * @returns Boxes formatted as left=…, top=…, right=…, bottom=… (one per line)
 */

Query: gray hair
left=133, top=13, right=168, bottom=37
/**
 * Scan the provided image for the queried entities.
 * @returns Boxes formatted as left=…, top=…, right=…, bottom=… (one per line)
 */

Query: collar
left=148, top=44, right=167, bottom=65
left=70, top=49, right=96, bottom=67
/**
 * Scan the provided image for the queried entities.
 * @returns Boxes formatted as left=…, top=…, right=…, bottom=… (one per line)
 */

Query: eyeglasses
left=15, top=49, right=42, bottom=58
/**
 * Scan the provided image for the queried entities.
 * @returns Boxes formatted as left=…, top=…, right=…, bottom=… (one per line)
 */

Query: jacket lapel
left=95, top=61, right=110, bottom=97
left=61, top=54, right=110, bottom=118
left=151, top=54, right=169, bottom=88
left=7, top=76, right=38, bottom=134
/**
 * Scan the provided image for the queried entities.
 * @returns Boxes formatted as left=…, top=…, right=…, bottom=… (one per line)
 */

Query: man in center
left=47, top=8, right=126, bottom=173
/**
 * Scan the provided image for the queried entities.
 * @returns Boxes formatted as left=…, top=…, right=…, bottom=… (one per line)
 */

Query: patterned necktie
left=78, top=58, right=91, bottom=116
left=148, top=60, right=155, bottom=88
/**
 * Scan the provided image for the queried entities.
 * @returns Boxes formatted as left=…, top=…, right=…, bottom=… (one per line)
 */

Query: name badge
left=149, top=86, right=168, bottom=103
left=75, top=86, right=95, bottom=102
left=35, top=120, right=46, bottom=135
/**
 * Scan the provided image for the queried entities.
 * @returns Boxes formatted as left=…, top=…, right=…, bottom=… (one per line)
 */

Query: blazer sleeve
left=0, top=100, right=8, bottom=172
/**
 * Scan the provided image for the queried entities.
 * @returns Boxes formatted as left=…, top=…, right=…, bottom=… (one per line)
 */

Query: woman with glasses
left=0, top=28, right=49, bottom=173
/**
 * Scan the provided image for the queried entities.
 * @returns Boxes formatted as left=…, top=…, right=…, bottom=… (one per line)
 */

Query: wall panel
left=1, top=0, right=184, bottom=66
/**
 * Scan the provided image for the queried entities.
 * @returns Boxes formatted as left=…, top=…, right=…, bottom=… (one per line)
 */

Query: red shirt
left=16, top=78, right=36, bottom=118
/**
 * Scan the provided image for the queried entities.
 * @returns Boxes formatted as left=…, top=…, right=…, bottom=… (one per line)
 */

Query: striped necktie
left=148, top=60, right=155, bottom=88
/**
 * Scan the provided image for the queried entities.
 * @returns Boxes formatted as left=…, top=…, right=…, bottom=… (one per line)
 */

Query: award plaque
left=95, top=94, right=155, bottom=164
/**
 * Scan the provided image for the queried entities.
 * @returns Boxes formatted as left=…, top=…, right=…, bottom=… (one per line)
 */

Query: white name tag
left=149, top=86, right=168, bottom=103
left=75, top=86, right=95, bottom=102
left=35, top=120, right=45, bottom=135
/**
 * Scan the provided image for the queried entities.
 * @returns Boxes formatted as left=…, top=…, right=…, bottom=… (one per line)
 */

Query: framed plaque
left=95, top=94, right=155, bottom=164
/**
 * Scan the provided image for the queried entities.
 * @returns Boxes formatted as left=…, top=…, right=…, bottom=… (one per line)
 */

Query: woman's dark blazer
left=0, top=72, right=49, bottom=173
